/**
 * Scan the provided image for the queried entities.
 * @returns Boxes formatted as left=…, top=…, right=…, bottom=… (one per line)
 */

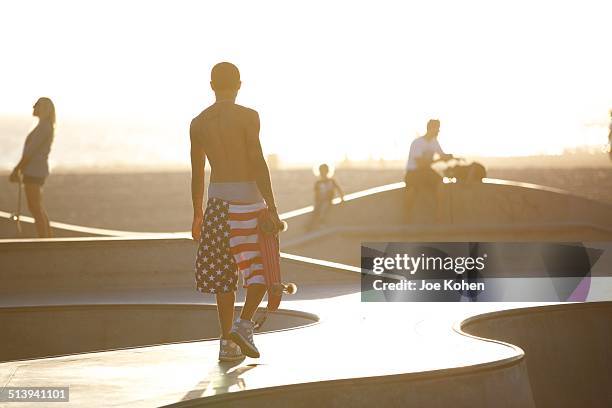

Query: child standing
left=309, top=164, right=344, bottom=229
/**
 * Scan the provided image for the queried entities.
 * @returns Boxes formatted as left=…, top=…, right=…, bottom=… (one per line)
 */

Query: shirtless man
left=190, top=62, right=283, bottom=361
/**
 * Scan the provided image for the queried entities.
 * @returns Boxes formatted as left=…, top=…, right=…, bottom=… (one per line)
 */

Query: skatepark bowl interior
left=1, top=179, right=612, bottom=407
left=1, top=304, right=318, bottom=362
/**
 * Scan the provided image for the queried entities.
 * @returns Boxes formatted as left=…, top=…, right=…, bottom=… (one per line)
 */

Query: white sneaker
left=218, top=338, right=244, bottom=362
left=229, top=318, right=260, bottom=358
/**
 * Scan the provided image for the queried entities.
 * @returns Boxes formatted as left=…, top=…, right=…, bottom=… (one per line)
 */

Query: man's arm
left=245, top=111, right=281, bottom=220
left=415, top=154, right=452, bottom=168
left=437, top=153, right=453, bottom=161
left=434, top=139, right=453, bottom=161
left=190, top=120, right=207, bottom=240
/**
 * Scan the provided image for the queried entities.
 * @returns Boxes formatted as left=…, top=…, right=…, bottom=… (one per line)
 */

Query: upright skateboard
left=9, top=176, right=23, bottom=237
left=254, top=211, right=296, bottom=330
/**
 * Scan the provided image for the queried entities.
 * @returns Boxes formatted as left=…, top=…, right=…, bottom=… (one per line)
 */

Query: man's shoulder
left=234, top=104, right=259, bottom=120
left=191, top=104, right=215, bottom=125
left=191, top=103, right=258, bottom=124
left=410, top=135, right=426, bottom=146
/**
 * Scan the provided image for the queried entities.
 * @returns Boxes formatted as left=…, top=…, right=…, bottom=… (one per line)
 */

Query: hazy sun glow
left=1, top=0, right=611, bottom=170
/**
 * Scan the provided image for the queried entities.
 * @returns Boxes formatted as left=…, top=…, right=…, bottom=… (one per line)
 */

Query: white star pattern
left=195, top=198, right=238, bottom=295
left=195, top=197, right=265, bottom=296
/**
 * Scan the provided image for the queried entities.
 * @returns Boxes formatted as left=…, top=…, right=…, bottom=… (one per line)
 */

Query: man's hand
left=269, top=209, right=285, bottom=233
left=192, top=212, right=203, bottom=241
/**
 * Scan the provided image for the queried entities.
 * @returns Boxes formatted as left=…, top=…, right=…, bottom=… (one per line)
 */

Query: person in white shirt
left=403, top=119, right=453, bottom=220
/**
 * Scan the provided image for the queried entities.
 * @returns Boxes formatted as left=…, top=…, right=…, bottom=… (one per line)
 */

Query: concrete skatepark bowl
left=1, top=304, right=318, bottom=362
left=1, top=179, right=611, bottom=407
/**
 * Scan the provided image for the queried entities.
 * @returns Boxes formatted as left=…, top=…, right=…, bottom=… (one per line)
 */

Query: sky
left=1, top=0, right=611, bottom=169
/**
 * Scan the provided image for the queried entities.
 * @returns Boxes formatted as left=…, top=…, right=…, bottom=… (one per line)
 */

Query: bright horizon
left=1, top=0, right=611, bottom=170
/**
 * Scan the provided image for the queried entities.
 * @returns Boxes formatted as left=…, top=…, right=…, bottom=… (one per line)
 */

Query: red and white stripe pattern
left=228, top=201, right=267, bottom=286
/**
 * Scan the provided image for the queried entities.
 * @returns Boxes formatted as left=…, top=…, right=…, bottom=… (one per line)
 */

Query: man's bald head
left=210, top=62, right=241, bottom=92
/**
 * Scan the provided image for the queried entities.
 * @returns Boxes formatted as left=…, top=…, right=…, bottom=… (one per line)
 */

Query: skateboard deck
left=256, top=210, right=295, bottom=323
left=258, top=224, right=283, bottom=311
left=10, top=179, right=23, bottom=237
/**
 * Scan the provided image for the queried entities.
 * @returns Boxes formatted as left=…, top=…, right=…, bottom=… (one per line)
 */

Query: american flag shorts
left=195, top=197, right=267, bottom=294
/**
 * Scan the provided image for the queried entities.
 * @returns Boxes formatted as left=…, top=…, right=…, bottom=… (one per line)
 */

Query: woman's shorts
left=22, top=175, right=46, bottom=186
left=194, top=197, right=267, bottom=294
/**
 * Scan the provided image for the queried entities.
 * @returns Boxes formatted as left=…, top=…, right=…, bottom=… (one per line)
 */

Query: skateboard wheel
left=261, top=219, right=288, bottom=234
left=284, top=282, right=297, bottom=295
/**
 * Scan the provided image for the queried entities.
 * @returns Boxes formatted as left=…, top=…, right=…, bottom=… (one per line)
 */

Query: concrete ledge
left=280, top=179, right=612, bottom=249
left=0, top=304, right=318, bottom=363
left=165, top=357, right=533, bottom=408
left=0, top=238, right=358, bottom=294
left=461, top=301, right=612, bottom=408
left=164, top=302, right=612, bottom=407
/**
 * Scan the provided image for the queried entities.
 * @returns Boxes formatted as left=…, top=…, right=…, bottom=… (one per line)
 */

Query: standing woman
left=9, top=97, right=55, bottom=238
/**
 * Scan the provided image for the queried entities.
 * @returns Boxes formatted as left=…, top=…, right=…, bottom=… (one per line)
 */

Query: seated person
left=309, top=163, right=344, bottom=229
left=404, top=119, right=453, bottom=188
left=404, top=119, right=453, bottom=222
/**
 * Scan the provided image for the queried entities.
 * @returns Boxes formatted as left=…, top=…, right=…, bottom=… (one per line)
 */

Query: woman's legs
left=24, top=183, right=51, bottom=238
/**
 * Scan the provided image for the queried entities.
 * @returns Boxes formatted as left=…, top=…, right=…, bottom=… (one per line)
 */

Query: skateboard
left=9, top=175, right=23, bottom=237
left=254, top=210, right=296, bottom=330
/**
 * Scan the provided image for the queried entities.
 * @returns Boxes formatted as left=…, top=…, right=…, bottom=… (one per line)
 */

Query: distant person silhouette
left=608, top=110, right=612, bottom=161
left=309, top=164, right=344, bottom=229
left=404, top=119, right=453, bottom=221
left=9, top=97, right=55, bottom=238
left=190, top=62, right=283, bottom=361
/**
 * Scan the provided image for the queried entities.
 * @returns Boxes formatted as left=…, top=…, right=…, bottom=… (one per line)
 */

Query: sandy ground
left=0, top=167, right=611, bottom=232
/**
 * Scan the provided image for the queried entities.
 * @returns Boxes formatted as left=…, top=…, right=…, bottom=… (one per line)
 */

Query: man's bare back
left=190, top=98, right=281, bottom=242
left=190, top=102, right=260, bottom=183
